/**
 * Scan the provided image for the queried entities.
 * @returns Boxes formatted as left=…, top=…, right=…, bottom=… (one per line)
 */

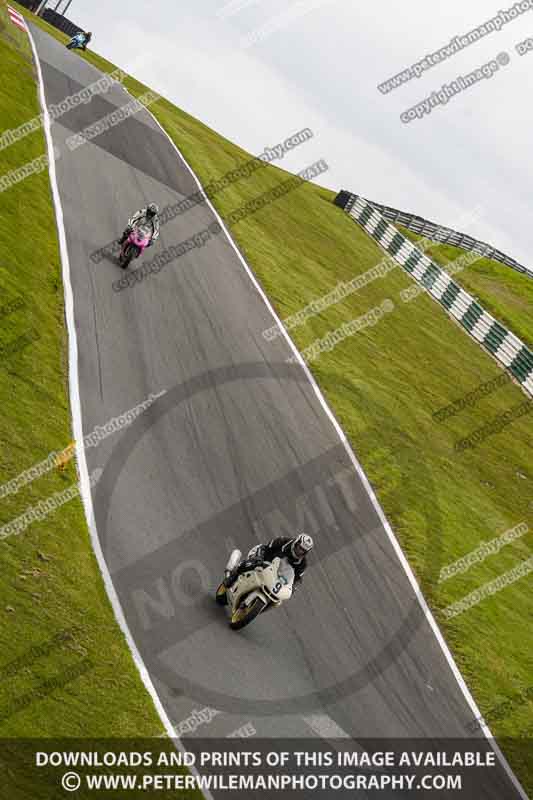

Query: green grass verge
left=398, top=225, right=533, bottom=349
left=7, top=3, right=533, bottom=795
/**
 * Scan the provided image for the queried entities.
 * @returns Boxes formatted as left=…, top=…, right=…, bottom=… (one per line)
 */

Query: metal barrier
left=335, top=192, right=533, bottom=397
left=42, top=8, right=82, bottom=38
left=334, top=191, right=532, bottom=278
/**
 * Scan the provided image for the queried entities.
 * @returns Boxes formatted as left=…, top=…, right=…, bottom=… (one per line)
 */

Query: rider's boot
left=118, top=226, right=132, bottom=245
left=223, top=569, right=238, bottom=590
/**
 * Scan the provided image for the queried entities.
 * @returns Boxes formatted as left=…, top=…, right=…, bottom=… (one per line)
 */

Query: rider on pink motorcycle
left=119, top=203, right=160, bottom=249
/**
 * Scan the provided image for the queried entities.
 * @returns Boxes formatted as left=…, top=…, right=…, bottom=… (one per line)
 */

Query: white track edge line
left=26, top=25, right=213, bottom=800
left=143, top=106, right=527, bottom=799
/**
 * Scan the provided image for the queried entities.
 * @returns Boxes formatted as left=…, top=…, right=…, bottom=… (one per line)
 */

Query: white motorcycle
left=215, top=549, right=292, bottom=630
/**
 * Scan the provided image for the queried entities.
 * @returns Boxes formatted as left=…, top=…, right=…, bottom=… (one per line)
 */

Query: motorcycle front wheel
left=119, top=244, right=136, bottom=269
left=230, top=597, right=266, bottom=630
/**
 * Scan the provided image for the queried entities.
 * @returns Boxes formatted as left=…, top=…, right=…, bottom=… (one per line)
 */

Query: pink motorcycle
left=118, top=223, right=152, bottom=269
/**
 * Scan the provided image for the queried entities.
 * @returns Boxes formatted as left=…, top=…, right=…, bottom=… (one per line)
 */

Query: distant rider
left=119, top=203, right=160, bottom=248
left=69, top=31, right=92, bottom=50
left=220, top=533, right=314, bottom=603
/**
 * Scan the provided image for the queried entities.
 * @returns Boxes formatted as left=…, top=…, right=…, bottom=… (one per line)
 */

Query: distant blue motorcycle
left=66, top=31, right=92, bottom=51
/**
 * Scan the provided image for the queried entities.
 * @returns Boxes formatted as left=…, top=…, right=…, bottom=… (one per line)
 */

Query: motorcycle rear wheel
left=230, top=597, right=266, bottom=630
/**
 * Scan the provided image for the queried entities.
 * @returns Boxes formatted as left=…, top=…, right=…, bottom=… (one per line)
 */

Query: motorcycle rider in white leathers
left=223, top=533, right=314, bottom=601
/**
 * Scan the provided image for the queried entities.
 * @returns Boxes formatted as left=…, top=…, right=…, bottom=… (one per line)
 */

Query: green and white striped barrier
left=336, top=193, right=533, bottom=397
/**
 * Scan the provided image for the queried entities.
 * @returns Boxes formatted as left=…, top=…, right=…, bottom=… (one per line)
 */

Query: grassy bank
left=8, top=3, right=533, bottom=794
left=398, top=225, right=533, bottom=349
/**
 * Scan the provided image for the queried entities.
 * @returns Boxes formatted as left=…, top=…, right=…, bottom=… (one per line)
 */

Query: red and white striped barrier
left=7, top=5, right=28, bottom=32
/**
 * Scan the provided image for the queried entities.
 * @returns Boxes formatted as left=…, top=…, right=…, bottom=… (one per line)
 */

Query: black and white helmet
left=292, top=533, right=314, bottom=560
left=146, top=202, right=159, bottom=218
